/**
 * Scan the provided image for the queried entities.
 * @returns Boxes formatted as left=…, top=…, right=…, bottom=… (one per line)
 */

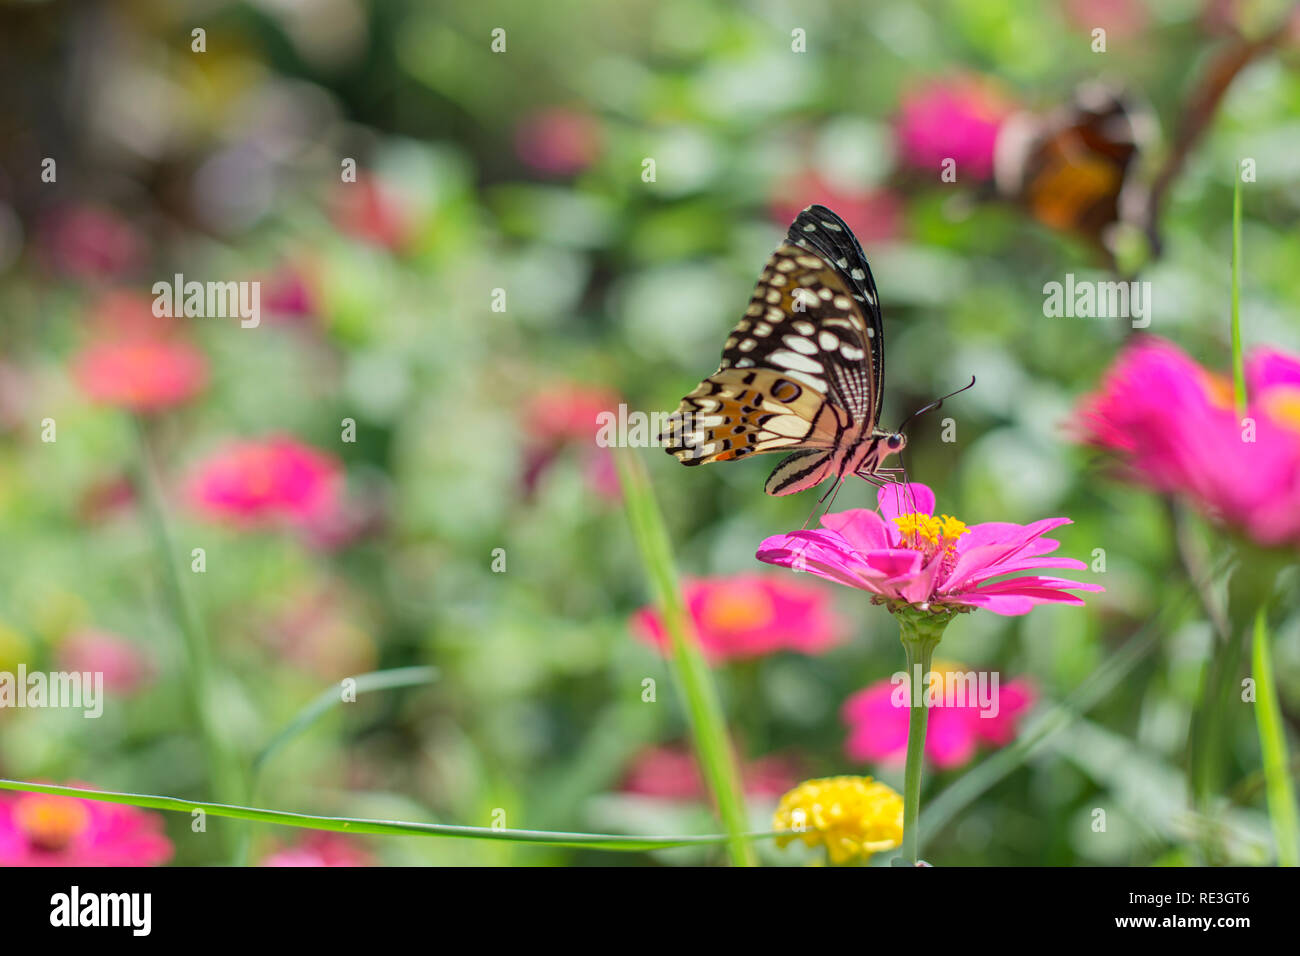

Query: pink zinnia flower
left=770, top=174, right=903, bottom=246
left=57, top=630, right=154, bottom=694
left=332, top=173, right=417, bottom=251
left=261, top=832, right=373, bottom=867
left=0, top=788, right=172, bottom=866
left=187, top=435, right=345, bottom=530
left=37, top=204, right=146, bottom=281
left=843, top=664, right=1036, bottom=769
left=631, top=573, right=845, bottom=661
left=522, top=383, right=622, bottom=501
left=1075, top=337, right=1300, bottom=548
left=895, top=75, right=1015, bottom=181
left=73, top=337, right=208, bottom=413
left=757, top=483, right=1101, bottom=615
left=620, top=745, right=800, bottom=802
left=514, top=108, right=604, bottom=176
left=1063, top=0, right=1149, bottom=40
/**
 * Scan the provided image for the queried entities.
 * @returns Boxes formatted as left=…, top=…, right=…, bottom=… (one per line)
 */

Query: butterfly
left=661, top=204, right=907, bottom=498
left=993, top=82, right=1154, bottom=255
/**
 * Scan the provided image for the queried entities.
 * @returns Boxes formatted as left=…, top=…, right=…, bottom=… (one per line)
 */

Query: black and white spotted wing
left=785, top=205, right=884, bottom=422
left=662, top=205, right=887, bottom=494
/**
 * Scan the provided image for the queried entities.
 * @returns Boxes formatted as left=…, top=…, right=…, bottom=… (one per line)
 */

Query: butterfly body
left=663, top=205, right=905, bottom=496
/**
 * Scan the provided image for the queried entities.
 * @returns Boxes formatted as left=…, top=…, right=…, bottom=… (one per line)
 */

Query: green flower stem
left=1251, top=608, right=1299, bottom=866
left=131, top=418, right=245, bottom=858
left=894, top=606, right=951, bottom=866
left=614, top=450, right=756, bottom=867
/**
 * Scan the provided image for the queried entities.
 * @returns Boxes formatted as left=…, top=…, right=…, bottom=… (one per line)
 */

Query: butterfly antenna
left=897, top=376, right=977, bottom=435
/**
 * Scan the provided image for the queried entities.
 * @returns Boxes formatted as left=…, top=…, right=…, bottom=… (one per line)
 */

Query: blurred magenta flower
left=631, top=573, right=845, bottom=661
left=1064, top=0, right=1149, bottom=39
left=0, top=788, right=172, bottom=866
left=73, top=337, right=208, bottom=413
left=770, top=174, right=903, bottom=245
left=261, top=832, right=373, bottom=867
left=522, top=382, right=622, bottom=501
left=895, top=75, right=1014, bottom=181
left=260, top=261, right=319, bottom=325
left=332, top=173, right=416, bottom=251
left=620, top=745, right=800, bottom=801
left=1074, top=337, right=1300, bottom=547
left=757, top=483, right=1101, bottom=615
left=514, top=108, right=604, bottom=176
left=57, top=630, right=154, bottom=695
left=187, top=435, right=345, bottom=531
left=843, top=664, right=1035, bottom=768
left=37, top=204, right=146, bottom=281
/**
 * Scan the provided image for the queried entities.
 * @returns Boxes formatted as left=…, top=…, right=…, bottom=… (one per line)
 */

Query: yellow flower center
left=773, top=776, right=904, bottom=865
left=893, top=512, right=969, bottom=560
left=1199, top=371, right=1237, bottom=410
left=699, top=586, right=775, bottom=633
left=1263, top=386, right=1300, bottom=436
left=14, top=795, right=90, bottom=852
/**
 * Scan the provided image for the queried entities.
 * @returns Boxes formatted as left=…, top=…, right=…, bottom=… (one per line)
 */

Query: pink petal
left=924, top=707, right=980, bottom=768
left=819, top=508, right=893, bottom=552
left=877, top=482, right=934, bottom=521
left=864, top=548, right=923, bottom=579
left=972, top=575, right=1105, bottom=594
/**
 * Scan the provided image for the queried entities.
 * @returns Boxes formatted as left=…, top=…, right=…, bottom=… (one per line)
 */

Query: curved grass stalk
left=252, top=666, right=440, bottom=778
left=0, top=780, right=779, bottom=853
left=614, top=450, right=756, bottom=866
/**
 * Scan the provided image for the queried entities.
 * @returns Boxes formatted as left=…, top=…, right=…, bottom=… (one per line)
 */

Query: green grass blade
left=1231, top=165, right=1246, bottom=414
left=1251, top=608, right=1299, bottom=865
left=0, top=780, right=778, bottom=852
left=252, top=666, right=440, bottom=777
left=131, top=417, right=244, bottom=855
left=614, top=450, right=756, bottom=866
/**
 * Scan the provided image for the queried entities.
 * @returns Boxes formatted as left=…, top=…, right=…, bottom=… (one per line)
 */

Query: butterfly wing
left=994, top=83, right=1152, bottom=245
left=663, top=209, right=883, bottom=495
left=785, top=204, right=884, bottom=423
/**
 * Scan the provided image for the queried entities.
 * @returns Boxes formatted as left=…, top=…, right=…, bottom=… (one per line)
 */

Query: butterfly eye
left=887, top=434, right=904, bottom=450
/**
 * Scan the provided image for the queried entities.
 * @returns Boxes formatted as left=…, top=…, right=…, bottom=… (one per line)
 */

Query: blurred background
left=1, top=0, right=1298, bottom=866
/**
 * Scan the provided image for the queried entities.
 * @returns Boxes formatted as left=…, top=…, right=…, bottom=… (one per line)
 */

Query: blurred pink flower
left=73, top=337, right=208, bottom=413
left=770, top=174, right=903, bottom=245
left=514, top=108, right=604, bottom=176
left=0, top=787, right=172, bottom=866
left=632, top=573, right=845, bottom=662
left=266, top=585, right=377, bottom=680
left=332, top=173, right=416, bottom=251
left=757, top=483, right=1102, bottom=616
left=620, top=745, right=800, bottom=802
left=57, top=630, right=154, bottom=694
left=1074, top=337, right=1300, bottom=547
left=38, top=205, right=146, bottom=281
left=895, top=75, right=1015, bottom=181
left=522, top=382, right=622, bottom=502
left=260, top=262, right=319, bottom=324
left=261, top=832, right=373, bottom=867
left=187, top=435, right=345, bottom=531
left=1063, top=0, right=1149, bottom=39
left=843, top=665, right=1036, bottom=769
left=87, top=290, right=177, bottom=339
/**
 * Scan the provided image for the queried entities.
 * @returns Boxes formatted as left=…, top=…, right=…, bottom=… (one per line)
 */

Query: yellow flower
left=773, top=776, right=904, bottom=865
